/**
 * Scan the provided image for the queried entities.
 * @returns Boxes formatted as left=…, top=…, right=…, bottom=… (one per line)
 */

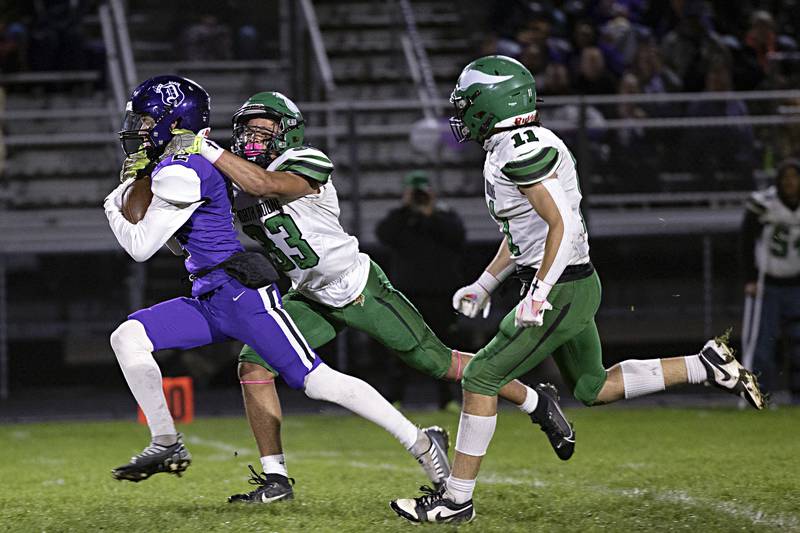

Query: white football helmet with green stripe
left=450, top=55, right=540, bottom=144
left=232, top=91, right=305, bottom=167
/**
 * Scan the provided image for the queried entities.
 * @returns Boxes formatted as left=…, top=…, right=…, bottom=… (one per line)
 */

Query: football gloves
left=119, top=150, right=150, bottom=182
left=452, top=271, right=501, bottom=318
left=515, top=278, right=553, bottom=328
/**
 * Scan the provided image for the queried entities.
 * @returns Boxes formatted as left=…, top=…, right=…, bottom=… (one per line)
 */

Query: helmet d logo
left=154, top=81, right=185, bottom=107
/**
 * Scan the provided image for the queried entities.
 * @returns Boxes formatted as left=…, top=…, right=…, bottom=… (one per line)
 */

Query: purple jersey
left=152, top=154, right=244, bottom=296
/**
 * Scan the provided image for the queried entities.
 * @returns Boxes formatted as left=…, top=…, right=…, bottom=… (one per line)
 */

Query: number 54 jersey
left=234, top=146, right=370, bottom=307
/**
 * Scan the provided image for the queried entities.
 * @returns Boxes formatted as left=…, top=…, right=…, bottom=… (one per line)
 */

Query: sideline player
left=105, top=75, right=450, bottom=486
left=389, top=56, right=767, bottom=524
left=187, top=92, right=574, bottom=503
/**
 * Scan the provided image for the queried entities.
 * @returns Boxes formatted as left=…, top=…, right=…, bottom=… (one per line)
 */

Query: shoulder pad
left=151, top=160, right=202, bottom=204
left=499, top=134, right=561, bottom=186
left=271, top=146, right=333, bottom=184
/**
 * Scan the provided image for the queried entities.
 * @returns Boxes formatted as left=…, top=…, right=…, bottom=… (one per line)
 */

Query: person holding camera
left=376, top=171, right=467, bottom=409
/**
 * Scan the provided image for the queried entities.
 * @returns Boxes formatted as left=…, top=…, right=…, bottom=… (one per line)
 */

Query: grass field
left=1, top=406, right=798, bottom=532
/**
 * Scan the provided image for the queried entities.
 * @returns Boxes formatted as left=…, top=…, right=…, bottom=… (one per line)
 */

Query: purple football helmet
left=118, top=75, right=210, bottom=157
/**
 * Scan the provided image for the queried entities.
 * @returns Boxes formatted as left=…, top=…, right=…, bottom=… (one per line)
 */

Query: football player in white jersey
left=390, top=55, right=766, bottom=524
left=742, top=158, right=800, bottom=396
left=188, top=92, right=573, bottom=503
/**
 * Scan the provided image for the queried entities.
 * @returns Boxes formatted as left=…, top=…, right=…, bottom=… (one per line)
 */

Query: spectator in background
left=376, top=171, right=466, bottom=410
left=660, top=0, right=729, bottom=91
left=27, top=0, right=87, bottom=71
left=682, top=60, right=754, bottom=185
left=633, top=40, right=682, bottom=97
left=180, top=14, right=233, bottom=61
left=741, top=159, right=800, bottom=403
left=573, top=46, right=618, bottom=94
left=0, top=18, right=27, bottom=72
left=608, top=72, right=660, bottom=191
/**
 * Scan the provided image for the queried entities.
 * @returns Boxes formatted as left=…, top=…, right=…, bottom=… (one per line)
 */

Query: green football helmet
left=449, top=55, right=539, bottom=144
left=231, top=91, right=305, bottom=167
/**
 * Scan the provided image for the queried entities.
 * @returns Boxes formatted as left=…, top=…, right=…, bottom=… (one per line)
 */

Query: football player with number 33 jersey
left=189, top=92, right=570, bottom=503
left=389, top=56, right=767, bottom=525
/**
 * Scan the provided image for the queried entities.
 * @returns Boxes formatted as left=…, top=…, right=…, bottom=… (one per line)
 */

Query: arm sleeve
left=274, top=147, right=334, bottom=185
left=104, top=194, right=201, bottom=262
left=538, top=178, right=580, bottom=287
left=501, top=146, right=562, bottom=186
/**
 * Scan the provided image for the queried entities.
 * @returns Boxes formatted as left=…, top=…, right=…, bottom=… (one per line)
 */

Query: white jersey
left=747, top=186, right=800, bottom=278
left=482, top=126, right=590, bottom=269
left=235, top=146, right=369, bottom=307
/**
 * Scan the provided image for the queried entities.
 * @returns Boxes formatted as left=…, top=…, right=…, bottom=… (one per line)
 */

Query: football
left=122, top=176, right=153, bottom=223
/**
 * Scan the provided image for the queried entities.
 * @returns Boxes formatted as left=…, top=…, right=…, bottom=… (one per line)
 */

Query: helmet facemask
left=231, top=106, right=296, bottom=168
left=119, top=107, right=180, bottom=159
left=449, top=88, right=496, bottom=144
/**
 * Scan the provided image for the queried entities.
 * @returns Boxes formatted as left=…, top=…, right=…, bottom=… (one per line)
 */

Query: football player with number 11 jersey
left=390, top=55, right=766, bottom=524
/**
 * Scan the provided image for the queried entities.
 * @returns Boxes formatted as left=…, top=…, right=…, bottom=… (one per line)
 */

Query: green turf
left=1, top=407, right=798, bottom=532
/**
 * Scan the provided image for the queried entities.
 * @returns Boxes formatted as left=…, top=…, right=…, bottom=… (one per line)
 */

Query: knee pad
left=110, top=320, right=153, bottom=361
left=461, top=358, right=501, bottom=396
left=573, top=374, right=605, bottom=406
left=303, top=363, right=335, bottom=401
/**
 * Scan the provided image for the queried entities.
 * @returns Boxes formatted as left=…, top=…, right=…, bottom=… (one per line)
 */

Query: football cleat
left=228, top=465, right=295, bottom=504
left=415, top=426, right=451, bottom=489
left=699, top=337, right=766, bottom=410
left=391, top=485, right=475, bottom=524
left=111, top=433, right=191, bottom=482
left=529, top=383, right=576, bottom=461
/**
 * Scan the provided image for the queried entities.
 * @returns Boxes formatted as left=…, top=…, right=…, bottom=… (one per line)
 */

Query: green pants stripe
left=239, top=260, right=452, bottom=380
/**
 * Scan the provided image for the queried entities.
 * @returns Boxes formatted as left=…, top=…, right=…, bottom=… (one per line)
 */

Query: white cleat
left=699, top=338, right=766, bottom=410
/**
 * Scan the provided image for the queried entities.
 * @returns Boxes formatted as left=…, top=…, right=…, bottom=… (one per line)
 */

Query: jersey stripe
left=283, top=163, right=332, bottom=184
left=502, top=147, right=560, bottom=185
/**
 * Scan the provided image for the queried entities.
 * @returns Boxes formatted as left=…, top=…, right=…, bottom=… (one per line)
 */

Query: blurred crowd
left=0, top=0, right=104, bottom=74
left=483, top=0, right=800, bottom=191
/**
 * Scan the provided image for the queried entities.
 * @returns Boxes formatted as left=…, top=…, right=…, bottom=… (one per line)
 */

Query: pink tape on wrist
left=453, top=350, right=464, bottom=381
left=239, top=379, right=275, bottom=385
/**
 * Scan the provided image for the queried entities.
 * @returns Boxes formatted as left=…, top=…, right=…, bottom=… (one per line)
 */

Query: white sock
left=454, top=412, right=497, bottom=457
left=260, top=454, right=288, bottom=477
left=517, top=385, right=539, bottom=413
left=684, top=355, right=708, bottom=384
left=619, top=358, right=665, bottom=399
left=303, top=363, right=418, bottom=449
left=110, top=320, right=176, bottom=438
left=445, top=475, right=476, bottom=504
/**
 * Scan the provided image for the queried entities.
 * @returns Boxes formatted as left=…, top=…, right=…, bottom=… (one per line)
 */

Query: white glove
left=452, top=271, right=501, bottom=318
left=514, top=278, right=554, bottom=328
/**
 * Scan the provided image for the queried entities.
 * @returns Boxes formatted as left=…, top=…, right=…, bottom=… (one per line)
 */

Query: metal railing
left=298, top=0, right=336, bottom=98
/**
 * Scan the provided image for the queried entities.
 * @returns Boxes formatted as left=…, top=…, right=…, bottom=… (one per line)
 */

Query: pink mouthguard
left=244, top=142, right=266, bottom=157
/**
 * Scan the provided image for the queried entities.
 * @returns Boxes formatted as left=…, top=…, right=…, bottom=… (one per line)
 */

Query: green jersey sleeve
left=501, top=145, right=561, bottom=186
left=274, top=147, right=334, bottom=184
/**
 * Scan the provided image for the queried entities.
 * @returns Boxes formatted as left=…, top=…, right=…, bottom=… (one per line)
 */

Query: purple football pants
left=129, top=278, right=321, bottom=389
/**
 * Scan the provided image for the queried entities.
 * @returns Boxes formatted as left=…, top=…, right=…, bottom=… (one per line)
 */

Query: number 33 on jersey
left=234, top=146, right=368, bottom=306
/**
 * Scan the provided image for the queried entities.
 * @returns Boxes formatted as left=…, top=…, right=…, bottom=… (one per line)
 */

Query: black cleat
left=529, top=383, right=575, bottom=461
left=228, top=465, right=295, bottom=504
left=415, top=426, right=451, bottom=490
left=112, top=434, right=191, bottom=482
left=391, top=485, right=475, bottom=524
